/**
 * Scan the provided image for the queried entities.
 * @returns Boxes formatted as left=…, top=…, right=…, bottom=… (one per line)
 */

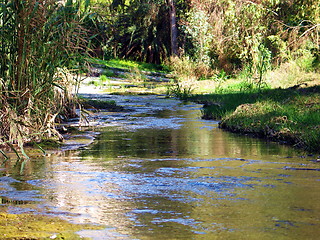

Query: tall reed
left=0, top=0, right=89, bottom=157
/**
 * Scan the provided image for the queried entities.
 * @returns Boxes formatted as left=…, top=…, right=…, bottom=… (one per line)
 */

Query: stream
left=1, top=94, right=320, bottom=239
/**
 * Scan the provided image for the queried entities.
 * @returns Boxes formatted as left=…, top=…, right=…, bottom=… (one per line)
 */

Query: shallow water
left=1, top=95, right=320, bottom=239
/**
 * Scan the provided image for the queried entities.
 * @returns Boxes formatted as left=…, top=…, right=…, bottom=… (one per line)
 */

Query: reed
left=0, top=0, right=89, bottom=157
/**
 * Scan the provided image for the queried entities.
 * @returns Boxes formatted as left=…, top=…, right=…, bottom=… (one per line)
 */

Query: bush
left=168, top=56, right=215, bottom=80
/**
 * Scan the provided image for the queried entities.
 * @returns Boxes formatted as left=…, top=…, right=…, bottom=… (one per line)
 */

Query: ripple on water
left=1, top=95, right=320, bottom=240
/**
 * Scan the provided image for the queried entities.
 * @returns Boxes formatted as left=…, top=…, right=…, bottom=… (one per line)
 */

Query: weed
left=0, top=213, right=103, bottom=239
left=99, top=74, right=111, bottom=88
left=166, top=81, right=194, bottom=100
left=125, top=68, right=147, bottom=83
left=167, top=56, right=215, bottom=80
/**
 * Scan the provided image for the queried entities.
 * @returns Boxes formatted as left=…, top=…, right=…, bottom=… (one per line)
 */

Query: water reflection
left=0, top=95, right=319, bottom=239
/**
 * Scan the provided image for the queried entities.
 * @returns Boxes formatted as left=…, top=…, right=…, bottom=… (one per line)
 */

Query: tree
left=90, top=0, right=183, bottom=62
left=167, top=0, right=179, bottom=56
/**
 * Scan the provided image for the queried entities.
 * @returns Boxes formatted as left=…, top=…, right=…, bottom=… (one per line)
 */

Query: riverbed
left=1, top=93, right=320, bottom=239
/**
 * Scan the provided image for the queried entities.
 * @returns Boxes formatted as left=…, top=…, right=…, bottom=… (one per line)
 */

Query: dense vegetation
left=89, top=0, right=319, bottom=77
left=0, top=0, right=319, bottom=155
left=0, top=0, right=91, bottom=157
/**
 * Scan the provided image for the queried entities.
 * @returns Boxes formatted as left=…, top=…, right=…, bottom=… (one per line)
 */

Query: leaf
left=0, top=150, right=9, bottom=162
left=85, top=0, right=90, bottom=11
left=32, top=141, right=46, bottom=156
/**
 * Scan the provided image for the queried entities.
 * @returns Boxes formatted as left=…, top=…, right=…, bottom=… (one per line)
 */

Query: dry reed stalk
left=0, top=0, right=90, bottom=159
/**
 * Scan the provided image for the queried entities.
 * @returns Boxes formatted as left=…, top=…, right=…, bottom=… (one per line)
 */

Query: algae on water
left=0, top=213, right=103, bottom=239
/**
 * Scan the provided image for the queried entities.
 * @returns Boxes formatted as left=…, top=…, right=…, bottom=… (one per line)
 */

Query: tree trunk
left=167, top=0, right=179, bottom=56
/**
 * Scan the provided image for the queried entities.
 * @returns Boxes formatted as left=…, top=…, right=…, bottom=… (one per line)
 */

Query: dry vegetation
left=0, top=0, right=89, bottom=158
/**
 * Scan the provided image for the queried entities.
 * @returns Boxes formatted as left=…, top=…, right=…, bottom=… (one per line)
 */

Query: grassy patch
left=88, top=58, right=170, bottom=73
left=0, top=213, right=103, bottom=239
left=190, top=86, right=320, bottom=153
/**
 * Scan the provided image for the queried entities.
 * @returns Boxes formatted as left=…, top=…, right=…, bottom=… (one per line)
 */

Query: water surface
left=1, top=95, right=319, bottom=239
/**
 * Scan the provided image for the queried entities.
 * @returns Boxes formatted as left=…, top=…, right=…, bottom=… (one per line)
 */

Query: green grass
left=88, top=58, right=170, bottom=73
left=190, top=85, right=320, bottom=153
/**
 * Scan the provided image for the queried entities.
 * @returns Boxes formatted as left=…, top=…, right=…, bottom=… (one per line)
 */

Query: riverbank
left=0, top=65, right=319, bottom=238
left=189, top=84, right=320, bottom=153
left=81, top=58, right=320, bottom=153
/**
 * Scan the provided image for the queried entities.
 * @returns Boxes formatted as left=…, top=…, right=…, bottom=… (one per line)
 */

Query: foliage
left=265, top=57, right=319, bottom=89
left=87, top=0, right=319, bottom=92
left=238, top=43, right=272, bottom=89
left=172, top=0, right=320, bottom=88
left=91, top=0, right=171, bottom=63
left=0, top=0, right=89, bottom=155
left=184, top=8, right=213, bottom=65
left=167, top=56, right=215, bottom=80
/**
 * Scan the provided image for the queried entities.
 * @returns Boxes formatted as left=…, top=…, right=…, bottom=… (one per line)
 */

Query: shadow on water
left=1, top=95, right=320, bottom=239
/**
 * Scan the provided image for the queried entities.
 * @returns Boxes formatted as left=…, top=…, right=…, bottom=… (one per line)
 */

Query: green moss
left=81, top=99, right=125, bottom=112
left=0, top=213, right=103, bottom=239
left=36, top=139, right=63, bottom=149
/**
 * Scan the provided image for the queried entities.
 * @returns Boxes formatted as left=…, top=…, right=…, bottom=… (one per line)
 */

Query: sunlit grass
left=191, top=86, right=320, bottom=152
left=88, top=58, right=170, bottom=73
